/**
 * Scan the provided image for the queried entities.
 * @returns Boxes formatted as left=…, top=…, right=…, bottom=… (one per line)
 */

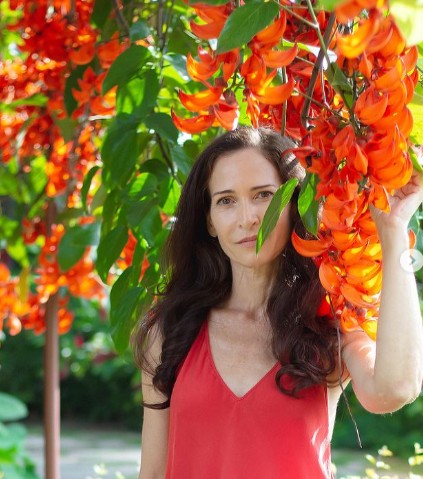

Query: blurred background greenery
left=1, top=294, right=422, bottom=458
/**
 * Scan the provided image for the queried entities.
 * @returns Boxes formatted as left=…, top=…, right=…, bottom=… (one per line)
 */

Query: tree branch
left=113, top=0, right=130, bottom=37
left=300, top=11, right=336, bottom=130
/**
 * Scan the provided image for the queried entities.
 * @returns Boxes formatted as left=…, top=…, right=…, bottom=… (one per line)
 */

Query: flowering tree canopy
left=0, top=0, right=422, bottom=352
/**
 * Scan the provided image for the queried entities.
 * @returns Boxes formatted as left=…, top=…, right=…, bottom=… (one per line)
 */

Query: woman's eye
left=257, top=191, right=274, bottom=199
left=217, top=197, right=233, bottom=205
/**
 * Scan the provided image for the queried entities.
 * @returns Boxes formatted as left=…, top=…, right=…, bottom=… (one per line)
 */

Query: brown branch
left=300, top=12, right=336, bottom=130
left=279, top=3, right=316, bottom=30
left=297, top=89, right=344, bottom=119
left=113, top=0, right=130, bottom=37
left=156, top=134, right=175, bottom=176
left=280, top=67, right=287, bottom=137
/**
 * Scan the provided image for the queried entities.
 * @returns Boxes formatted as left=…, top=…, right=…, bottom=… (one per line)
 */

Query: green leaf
left=409, top=99, right=423, bottom=144
left=163, top=53, right=189, bottom=82
left=0, top=93, right=47, bottom=112
left=58, top=222, right=100, bottom=271
left=188, top=0, right=229, bottom=4
left=130, top=241, right=146, bottom=285
left=390, top=0, right=423, bottom=46
left=81, top=165, right=100, bottom=213
left=158, top=177, right=181, bottom=215
left=326, top=63, right=354, bottom=109
left=101, top=114, right=141, bottom=187
left=27, top=155, right=47, bottom=195
left=101, top=189, right=119, bottom=234
left=96, top=225, right=128, bottom=283
left=256, top=178, right=299, bottom=253
left=171, top=145, right=193, bottom=176
left=116, top=76, right=146, bottom=114
left=91, top=0, right=113, bottom=28
left=216, top=2, right=280, bottom=54
left=298, top=173, right=320, bottom=236
left=316, top=0, right=338, bottom=10
left=110, top=287, right=144, bottom=354
left=130, top=20, right=151, bottom=42
left=140, top=159, right=171, bottom=181
left=102, top=45, right=152, bottom=94
left=0, top=216, right=19, bottom=240
left=141, top=257, right=161, bottom=290
left=411, top=92, right=423, bottom=106
left=135, top=70, right=160, bottom=117
left=6, top=238, right=29, bottom=268
left=64, top=65, right=88, bottom=116
left=132, top=203, right=162, bottom=246
left=115, top=69, right=159, bottom=116
left=145, top=112, right=179, bottom=143
left=91, top=183, right=107, bottom=215
left=110, top=267, right=133, bottom=307
left=0, top=393, right=27, bottom=422
left=54, top=117, right=78, bottom=142
left=167, top=17, right=199, bottom=56
left=409, top=147, right=423, bottom=174
left=123, top=173, right=158, bottom=203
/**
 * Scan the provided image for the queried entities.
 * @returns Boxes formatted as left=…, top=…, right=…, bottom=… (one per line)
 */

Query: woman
left=132, top=127, right=423, bottom=479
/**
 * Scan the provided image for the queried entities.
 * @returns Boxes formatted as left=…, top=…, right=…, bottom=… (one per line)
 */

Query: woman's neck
left=225, top=264, right=275, bottom=318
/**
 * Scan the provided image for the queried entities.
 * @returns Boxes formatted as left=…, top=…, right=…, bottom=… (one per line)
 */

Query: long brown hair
left=131, top=127, right=338, bottom=408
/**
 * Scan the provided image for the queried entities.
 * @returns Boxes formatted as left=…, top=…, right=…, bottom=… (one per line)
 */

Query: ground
left=24, top=421, right=422, bottom=479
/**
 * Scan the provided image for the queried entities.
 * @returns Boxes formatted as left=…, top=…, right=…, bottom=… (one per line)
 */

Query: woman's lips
left=237, top=236, right=257, bottom=247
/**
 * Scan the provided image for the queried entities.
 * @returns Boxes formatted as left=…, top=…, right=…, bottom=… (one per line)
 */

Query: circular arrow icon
left=400, top=249, right=423, bottom=273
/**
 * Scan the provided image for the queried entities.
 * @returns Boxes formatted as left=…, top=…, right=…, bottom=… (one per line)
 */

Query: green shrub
left=0, top=392, right=40, bottom=479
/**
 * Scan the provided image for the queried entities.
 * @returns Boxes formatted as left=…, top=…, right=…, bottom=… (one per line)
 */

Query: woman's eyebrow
left=212, top=184, right=277, bottom=197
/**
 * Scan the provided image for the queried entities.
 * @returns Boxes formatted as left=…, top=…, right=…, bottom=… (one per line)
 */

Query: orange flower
left=187, top=47, right=220, bottom=83
left=261, top=44, right=298, bottom=69
left=252, top=77, right=296, bottom=106
left=179, top=87, right=223, bottom=112
left=291, top=230, right=332, bottom=257
left=252, top=14, right=287, bottom=49
left=70, top=43, right=96, bottom=66
left=319, top=260, right=342, bottom=295
left=171, top=111, right=215, bottom=134
left=337, top=10, right=381, bottom=59
left=354, top=87, right=388, bottom=125
left=190, top=18, right=226, bottom=40
left=97, top=32, right=128, bottom=69
left=213, top=100, right=239, bottom=130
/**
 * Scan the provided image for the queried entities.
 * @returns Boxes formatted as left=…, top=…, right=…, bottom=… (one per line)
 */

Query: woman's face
left=207, top=148, right=291, bottom=275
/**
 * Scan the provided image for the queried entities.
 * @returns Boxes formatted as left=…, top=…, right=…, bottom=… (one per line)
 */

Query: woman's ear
left=207, top=215, right=217, bottom=237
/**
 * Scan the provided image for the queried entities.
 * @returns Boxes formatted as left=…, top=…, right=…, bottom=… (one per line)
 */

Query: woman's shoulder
left=143, top=322, right=164, bottom=373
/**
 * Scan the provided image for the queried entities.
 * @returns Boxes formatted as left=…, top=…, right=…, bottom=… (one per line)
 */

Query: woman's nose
left=238, top=200, right=259, bottom=228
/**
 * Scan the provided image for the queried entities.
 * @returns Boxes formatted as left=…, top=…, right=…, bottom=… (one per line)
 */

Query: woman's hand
left=369, top=169, right=423, bottom=235
left=342, top=170, right=423, bottom=414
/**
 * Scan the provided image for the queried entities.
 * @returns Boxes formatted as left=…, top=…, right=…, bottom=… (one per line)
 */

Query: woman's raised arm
left=342, top=170, right=423, bottom=414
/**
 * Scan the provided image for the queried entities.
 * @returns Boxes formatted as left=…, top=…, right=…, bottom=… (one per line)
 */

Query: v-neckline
left=204, top=320, right=279, bottom=401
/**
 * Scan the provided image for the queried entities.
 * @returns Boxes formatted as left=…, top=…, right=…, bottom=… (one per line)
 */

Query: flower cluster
left=0, top=0, right=121, bottom=335
left=175, top=0, right=419, bottom=338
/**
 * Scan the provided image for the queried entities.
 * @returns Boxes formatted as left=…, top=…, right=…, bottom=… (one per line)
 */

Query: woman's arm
left=138, top=327, right=170, bottom=479
left=342, top=170, right=423, bottom=414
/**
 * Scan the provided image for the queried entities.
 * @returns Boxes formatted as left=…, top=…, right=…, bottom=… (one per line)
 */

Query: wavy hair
left=131, top=127, right=338, bottom=409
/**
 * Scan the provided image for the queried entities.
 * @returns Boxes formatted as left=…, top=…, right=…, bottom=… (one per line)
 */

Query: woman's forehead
left=208, top=148, right=281, bottom=190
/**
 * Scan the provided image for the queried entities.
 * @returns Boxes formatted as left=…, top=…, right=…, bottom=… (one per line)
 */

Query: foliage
left=0, top=297, right=142, bottom=428
left=0, top=392, right=40, bottom=479
left=333, top=387, right=423, bottom=458
left=173, top=0, right=423, bottom=339
left=336, top=443, right=423, bottom=478
left=0, top=0, right=422, bottom=355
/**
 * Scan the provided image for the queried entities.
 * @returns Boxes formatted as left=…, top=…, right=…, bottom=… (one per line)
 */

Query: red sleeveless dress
left=165, top=321, right=333, bottom=479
